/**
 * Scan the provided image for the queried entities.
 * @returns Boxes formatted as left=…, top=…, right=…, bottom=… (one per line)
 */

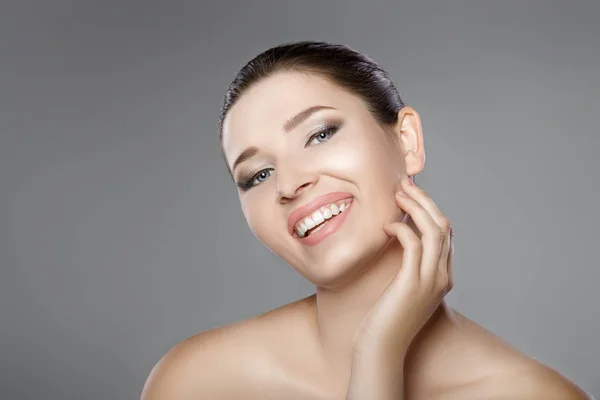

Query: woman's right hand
left=346, top=177, right=454, bottom=399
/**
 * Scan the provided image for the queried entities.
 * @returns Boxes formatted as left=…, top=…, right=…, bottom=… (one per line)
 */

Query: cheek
left=243, top=199, right=270, bottom=236
left=323, top=132, right=400, bottom=187
left=316, top=137, right=375, bottom=176
left=243, top=198, right=289, bottom=249
left=328, top=132, right=403, bottom=222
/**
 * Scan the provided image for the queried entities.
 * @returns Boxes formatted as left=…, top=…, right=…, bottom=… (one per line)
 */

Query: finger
left=393, top=190, right=443, bottom=280
left=383, top=221, right=422, bottom=282
left=436, top=226, right=453, bottom=294
left=446, top=227, right=454, bottom=291
left=401, top=179, right=451, bottom=278
left=401, top=178, right=448, bottom=230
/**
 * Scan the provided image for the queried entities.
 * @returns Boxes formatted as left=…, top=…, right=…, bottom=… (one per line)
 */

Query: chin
left=291, top=227, right=392, bottom=288
left=254, top=201, right=399, bottom=288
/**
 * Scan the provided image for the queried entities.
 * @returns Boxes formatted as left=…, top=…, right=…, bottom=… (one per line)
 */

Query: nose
left=276, top=163, right=318, bottom=202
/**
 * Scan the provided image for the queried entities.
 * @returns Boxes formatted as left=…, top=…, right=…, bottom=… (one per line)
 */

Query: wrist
left=351, top=339, right=409, bottom=369
left=345, top=348, right=406, bottom=400
left=346, top=360, right=405, bottom=400
left=351, top=348, right=406, bottom=379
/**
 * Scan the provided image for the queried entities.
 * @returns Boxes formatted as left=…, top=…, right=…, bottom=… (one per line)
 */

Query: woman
left=142, top=42, right=592, bottom=399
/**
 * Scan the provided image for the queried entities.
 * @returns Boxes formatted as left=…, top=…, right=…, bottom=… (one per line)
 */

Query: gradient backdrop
left=1, top=1, right=599, bottom=398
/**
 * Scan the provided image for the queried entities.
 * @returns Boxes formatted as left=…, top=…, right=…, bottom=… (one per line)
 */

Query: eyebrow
left=283, top=105, right=336, bottom=132
left=230, top=105, right=336, bottom=174
left=231, top=146, right=259, bottom=175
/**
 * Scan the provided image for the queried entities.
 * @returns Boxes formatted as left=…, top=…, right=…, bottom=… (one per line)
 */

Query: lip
left=296, top=200, right=353, bottom=246
left=287, top=192, right=354, bottom=236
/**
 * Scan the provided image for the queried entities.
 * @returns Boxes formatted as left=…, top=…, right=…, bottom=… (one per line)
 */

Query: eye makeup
left=236, top=119, right=343, bottom=191
left=237, top=168, right=274, bottom=191
left=304, top=120, right=343, bottom=147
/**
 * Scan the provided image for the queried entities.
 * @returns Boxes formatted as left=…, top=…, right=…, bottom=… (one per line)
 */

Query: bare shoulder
left=429, top=311, right=594, bottom=400
left=140, top=322, right=269, bottom=400
left=483, top=363, right=593, bottom=399
left=440, top=362, right=594, bottom=400
left=141, top=296, right=316, bottom=400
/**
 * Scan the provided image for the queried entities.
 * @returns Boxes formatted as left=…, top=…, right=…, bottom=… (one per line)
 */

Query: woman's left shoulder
left=489, top=363, right=593, bottom=399
left=441, top=363, right=594, bottom=400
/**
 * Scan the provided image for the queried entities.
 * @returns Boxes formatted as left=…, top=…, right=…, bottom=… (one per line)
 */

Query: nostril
left=278, top=183, right=311, bottom=201
left=297, top=182, right=312, bottom=192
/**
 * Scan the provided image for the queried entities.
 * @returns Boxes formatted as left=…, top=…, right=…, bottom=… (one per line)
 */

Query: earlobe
left=396, top=106, right=426, bottom=177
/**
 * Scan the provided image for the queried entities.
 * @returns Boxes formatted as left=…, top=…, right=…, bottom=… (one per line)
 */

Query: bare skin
left=142, top=71, right=592, bottom=399
left=142, top=298, right=590, bottom=399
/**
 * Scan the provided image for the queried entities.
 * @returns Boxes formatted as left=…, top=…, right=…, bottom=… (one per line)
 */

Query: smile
left=293, top=199, right=352, bottom=237
left=287, top=192, right=354, bottom=247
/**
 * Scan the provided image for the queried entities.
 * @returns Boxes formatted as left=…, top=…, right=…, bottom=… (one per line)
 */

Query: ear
left=393, top=106, right=426, bottom=177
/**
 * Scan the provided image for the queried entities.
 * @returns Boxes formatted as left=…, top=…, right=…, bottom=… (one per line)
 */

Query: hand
left=351, top=177, right=454, bottom=362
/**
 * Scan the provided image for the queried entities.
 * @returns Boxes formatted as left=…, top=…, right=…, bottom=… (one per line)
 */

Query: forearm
left=345, top=352, right=405, bottom=400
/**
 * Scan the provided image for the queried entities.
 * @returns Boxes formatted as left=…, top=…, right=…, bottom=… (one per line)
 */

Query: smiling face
left=221, top=71, right=424, bottom=288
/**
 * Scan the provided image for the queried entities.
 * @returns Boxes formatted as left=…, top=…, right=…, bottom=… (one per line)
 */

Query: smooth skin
left=345, top=179, right=454, bottom=400
left=142, top=72, right=593, bottom=399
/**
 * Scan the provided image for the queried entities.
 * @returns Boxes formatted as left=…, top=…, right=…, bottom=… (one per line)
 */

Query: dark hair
left=219, top=41, right=406, bottom=176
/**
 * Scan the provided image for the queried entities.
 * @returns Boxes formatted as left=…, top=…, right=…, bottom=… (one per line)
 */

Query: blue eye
left=252, top=169, right=272, bottom=185
left=307, top=126, right=338, bottom=146
left=237, top=168, right=274, bottom=191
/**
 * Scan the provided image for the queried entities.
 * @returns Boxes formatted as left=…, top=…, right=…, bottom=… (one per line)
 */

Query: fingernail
left=404, top=177, right=414, bottom=186
left=396, top=190, right=409, bottom=198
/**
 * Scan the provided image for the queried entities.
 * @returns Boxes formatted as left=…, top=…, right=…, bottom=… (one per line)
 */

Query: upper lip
left=287, top=192, right=353, bottom=235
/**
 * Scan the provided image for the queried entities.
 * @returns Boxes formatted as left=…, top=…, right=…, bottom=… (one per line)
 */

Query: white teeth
left=330, top=204, right=340, bottom=215
left=294, top=199, right=353, bottom=238
left=313, top=211, right=324, bottom=225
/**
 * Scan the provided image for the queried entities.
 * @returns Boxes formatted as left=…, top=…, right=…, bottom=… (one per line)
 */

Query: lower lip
left=295, top=201, right=353, bottom=247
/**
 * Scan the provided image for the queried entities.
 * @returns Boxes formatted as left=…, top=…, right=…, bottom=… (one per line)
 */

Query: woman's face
left=221, top=71, right=424, bottom=288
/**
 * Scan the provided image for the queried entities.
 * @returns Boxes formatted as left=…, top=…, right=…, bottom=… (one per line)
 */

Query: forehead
left=221, top=71, right=362, bottom=165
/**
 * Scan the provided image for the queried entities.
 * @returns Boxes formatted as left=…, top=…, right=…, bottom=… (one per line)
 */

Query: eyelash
left=236, top=123, right=341, bottom=191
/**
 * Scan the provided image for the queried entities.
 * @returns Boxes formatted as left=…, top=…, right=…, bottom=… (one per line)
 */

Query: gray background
left=1, top=1, right=598, bottom=398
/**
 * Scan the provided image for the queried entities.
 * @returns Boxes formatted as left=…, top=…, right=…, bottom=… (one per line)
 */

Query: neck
left=311, top=235, right=457, bottom=382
